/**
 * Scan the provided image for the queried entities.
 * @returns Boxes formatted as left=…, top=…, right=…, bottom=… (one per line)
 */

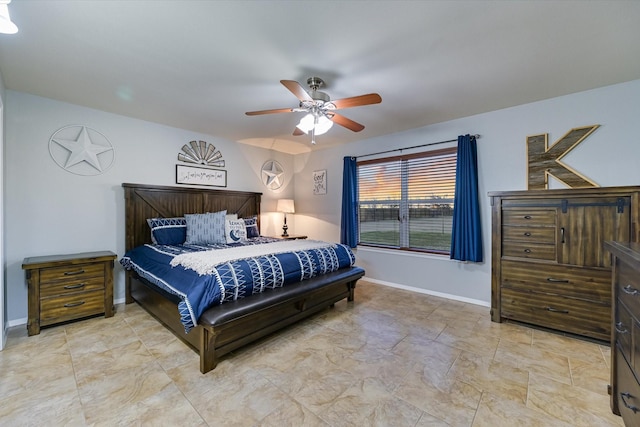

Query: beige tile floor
left=0, top=281, right=623, bottom=426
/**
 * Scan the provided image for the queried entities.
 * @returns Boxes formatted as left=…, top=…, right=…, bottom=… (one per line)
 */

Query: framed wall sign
left=176, top=164, right=227, bottom=187
left=313, top=169, right=327, bottom=195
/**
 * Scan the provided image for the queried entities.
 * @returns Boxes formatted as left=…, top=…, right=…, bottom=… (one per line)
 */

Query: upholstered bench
left=130, top=266, right=365, bottom=373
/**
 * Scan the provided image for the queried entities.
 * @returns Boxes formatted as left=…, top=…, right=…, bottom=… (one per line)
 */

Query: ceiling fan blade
left=328, top=112, right=365, bottom=132
left=245, top=107, right=294, bottom=116
left=281, top=80, right=313, bottom=102
left=293, top=127, right=305, bottom=136
left=331, top=93, right=382, bottom=110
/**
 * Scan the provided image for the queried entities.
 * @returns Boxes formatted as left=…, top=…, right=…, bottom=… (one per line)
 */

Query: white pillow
left=225, top=219, right=247, bottom=243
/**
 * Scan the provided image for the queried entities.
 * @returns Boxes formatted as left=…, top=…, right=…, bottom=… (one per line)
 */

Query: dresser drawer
left=40, top=290, right=106, bottom=326
left=618, top=262, right=640, bottom=316
left=39, top=263, right=105, bottom=284
left=39, top=275, right=105, bottom=298
left=501, top=260, right=611, bottom=303
left=500, top=287, right=610, bottom=341
left=502, top=226, right=556, bottom=244
left=502, top=208, right=556, bottom=226
left=615, top=300, right=633, bottom=366
left=502, top=241, right=556, bottom=260
left=616, top=346, right=640, bottom=425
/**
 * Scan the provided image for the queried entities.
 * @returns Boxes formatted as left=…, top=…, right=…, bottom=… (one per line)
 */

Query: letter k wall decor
left=527, top=125, right=600, bottom=190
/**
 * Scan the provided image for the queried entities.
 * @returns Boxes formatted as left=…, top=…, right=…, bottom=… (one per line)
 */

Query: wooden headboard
left=122, top=183, right=262, bottom=251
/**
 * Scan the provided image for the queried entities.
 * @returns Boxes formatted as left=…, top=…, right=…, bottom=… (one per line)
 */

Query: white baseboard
left=362, top=276, right=490, bottom=307
left=8, top=317, right=26, bottom=327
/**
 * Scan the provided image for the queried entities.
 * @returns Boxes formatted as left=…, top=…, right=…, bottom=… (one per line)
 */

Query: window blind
left=357, top=147, right=457, bottom=253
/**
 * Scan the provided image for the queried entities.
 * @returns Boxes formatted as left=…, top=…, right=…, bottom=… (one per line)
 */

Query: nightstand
left=22, top=250, right=117, bottom=336
left=275, top=235, right=308, bottom=240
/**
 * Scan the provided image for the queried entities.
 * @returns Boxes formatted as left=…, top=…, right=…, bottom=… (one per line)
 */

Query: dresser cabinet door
left=558, top=196, right=631, bottom=268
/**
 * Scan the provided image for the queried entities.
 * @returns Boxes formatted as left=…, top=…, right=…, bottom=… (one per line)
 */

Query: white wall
left=5, top=80, right=639, bottom=324
left=4, top=91, right=295, bottom=324
left=294, top=79, right=640, bottom=305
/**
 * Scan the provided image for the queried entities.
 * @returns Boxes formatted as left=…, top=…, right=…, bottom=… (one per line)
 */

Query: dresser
left=23, top=251, right=117, bottom=335
left=606, top=241, right=640, bottom=425
left=489, top=186, right=640, bottom=341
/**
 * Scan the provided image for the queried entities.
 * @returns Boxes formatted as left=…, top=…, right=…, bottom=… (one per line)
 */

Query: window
left=357, top=147, right=457, bottom=254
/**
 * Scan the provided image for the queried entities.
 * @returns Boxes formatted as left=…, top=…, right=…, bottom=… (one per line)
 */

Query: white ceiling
left=1, top=1, right=639, bottom=154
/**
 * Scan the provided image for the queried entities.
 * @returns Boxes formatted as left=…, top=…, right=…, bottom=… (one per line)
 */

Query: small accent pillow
left=243, top=216, right=260, bottom=238
left=185, top=210, right=227, bottom=245
left=147, top=217, right=187, bottom=245
left=225, top=219, right=248, bottom=243
left=226, top=213, right=238, bottom=221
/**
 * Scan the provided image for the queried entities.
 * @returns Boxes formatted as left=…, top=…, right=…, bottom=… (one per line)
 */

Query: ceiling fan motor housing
left=306, top=77, right=330, bottom=103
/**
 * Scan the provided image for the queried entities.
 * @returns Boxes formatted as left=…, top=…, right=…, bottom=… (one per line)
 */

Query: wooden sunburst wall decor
left=527, top=125, right=600, bottom=190
left=178, top=140, right=225, bottom=168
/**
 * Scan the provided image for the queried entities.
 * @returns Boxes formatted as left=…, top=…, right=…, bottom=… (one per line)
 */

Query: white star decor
left=49, top=125, right=115, bottom=175
left=261, top=160, right=284, bottom=190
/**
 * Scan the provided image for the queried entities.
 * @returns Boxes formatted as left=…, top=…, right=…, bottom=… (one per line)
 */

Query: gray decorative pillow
left=185, top=210, right=227, bottom=245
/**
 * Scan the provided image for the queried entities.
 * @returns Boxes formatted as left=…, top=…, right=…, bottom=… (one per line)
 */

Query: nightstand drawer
left=40, top=263, right=105, bottom=283
left=40, top=275, right=105, bottom=298
left=40, top=290, right=106, bottom=325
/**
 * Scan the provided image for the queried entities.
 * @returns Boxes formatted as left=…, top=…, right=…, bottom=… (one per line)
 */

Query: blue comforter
left=120, top=238, right=356, bottom=332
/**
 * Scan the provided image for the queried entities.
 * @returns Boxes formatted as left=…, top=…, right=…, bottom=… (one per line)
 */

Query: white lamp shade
left=0, top=2, right=18, bottom=35
left=296, top=113, right=333, bottom=136
left=276, top=199, right=295, bottom=214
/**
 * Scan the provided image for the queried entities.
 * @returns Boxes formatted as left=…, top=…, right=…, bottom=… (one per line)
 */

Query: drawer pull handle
left=621, top=392, right=640, bottom=413
left=63, top=301, right=85, bottom=308
left=546, top=278, right=569, bottom=283
left=623, top=285, right=639, bottom=296
left=523, top=232, right=531, bottom=237
left=523, top=249, right=531, bottom=254
left=545, top=306, right=569, bottom=314
left=560, top=227, right=565, bottom=244
left=64, top=269, right=85, bottom=276
left=615, top=322, right=629, bottom=334
left=523, top=215, right=532, bottom=220
left=63, top=283, right=86, bottom=290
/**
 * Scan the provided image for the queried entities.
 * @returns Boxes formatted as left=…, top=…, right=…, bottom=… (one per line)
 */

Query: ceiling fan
left=245, top=77, right=382, bottom=144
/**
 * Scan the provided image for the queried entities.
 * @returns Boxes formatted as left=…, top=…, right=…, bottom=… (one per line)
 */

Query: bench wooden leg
left=348, top=280, right=356, bottom=302
left=200, top=327, right=218, bottom=373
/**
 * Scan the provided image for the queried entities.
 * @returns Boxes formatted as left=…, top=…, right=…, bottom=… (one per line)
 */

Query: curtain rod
left=353, top=134, right=480, bottom=160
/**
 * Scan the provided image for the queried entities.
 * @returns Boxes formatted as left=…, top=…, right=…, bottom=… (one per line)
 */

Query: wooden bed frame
left=122, top=183, right=364, bottom=373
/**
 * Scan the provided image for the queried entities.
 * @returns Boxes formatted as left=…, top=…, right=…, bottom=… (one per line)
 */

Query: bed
left=121, top=183, right=365, bottom=373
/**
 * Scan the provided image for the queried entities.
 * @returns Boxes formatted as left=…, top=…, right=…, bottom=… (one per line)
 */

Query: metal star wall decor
left=49, top=125, right=115, bottom=176
left=261, top=160, right=284, bottom=190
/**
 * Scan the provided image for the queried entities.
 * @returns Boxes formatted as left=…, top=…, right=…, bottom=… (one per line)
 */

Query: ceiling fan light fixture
left=0, top=0, right=18, bottom=35
left=296, top=113, right=333, bottom=136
